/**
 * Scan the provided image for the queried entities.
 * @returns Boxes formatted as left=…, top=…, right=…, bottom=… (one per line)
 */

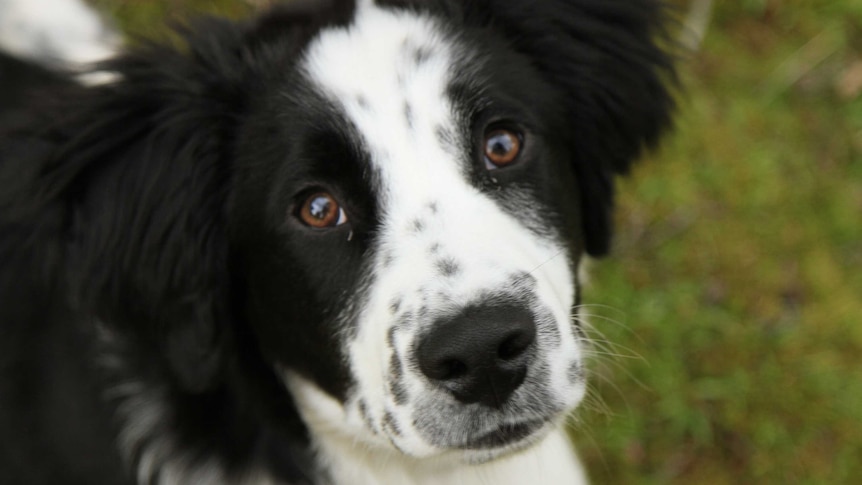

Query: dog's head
left=50, top=0, right=673, bottom=466
left=229, top=0, right=674, bottom=461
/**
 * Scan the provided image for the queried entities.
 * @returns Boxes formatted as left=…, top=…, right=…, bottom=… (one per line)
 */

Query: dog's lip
left=458, top=419, right=546, bottom=450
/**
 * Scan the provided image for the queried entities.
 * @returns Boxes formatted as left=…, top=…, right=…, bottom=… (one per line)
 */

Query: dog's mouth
left=457, top=419, right=546, bottom=450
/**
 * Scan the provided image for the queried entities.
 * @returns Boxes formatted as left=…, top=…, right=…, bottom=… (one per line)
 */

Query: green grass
left=575, top=2, right=862, bottom=483
left=100, top=1, right=862, bottom=483
left=90, top=0, right=253, bottom=36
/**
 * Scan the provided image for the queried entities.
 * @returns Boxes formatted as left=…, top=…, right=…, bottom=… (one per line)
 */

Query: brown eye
left=298, top=192, right=348, bottom=228
left=484, top=128, right=522, bottom=169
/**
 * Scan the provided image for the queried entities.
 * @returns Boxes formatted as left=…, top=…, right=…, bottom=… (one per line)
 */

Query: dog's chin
left=457, top=419, right=547, bottom=451
left=388, top=418, right=555, bottom=465
left=456, top=420, right=552, bottom=464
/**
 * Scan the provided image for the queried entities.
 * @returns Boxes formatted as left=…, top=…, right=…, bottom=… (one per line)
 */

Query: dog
left=0, top=0, right=675, bottom=483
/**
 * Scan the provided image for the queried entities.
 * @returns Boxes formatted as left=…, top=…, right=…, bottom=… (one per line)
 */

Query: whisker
left=580, top=333, right=647, bottom=364
left=526, top=248, right=566, bottom=277
left=570, top=300, right=654, bottom=424
left=564, top=414, right=613, bottom=479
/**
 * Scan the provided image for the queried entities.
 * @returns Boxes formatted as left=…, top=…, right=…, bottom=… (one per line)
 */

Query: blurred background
left=81, top=0, right=862, bottom=483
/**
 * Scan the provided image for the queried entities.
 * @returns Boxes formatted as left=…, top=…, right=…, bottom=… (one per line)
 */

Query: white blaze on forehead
left=301, top=3, right=463, bottom=206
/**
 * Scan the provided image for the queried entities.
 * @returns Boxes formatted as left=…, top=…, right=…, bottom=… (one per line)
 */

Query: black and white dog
left=0, top=0, right=675, bottom=483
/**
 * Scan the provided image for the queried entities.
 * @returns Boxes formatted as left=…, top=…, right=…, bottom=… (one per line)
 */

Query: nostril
left=497, top=331, right=532, bottom=361
left=422, top=356, right=468, bottom=381
left=441, top=359, right=467, bottom=380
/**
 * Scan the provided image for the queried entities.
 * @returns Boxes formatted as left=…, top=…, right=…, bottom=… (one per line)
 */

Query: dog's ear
left=26, top=3, right=361, bottom=393
left=26, top=17, right=265, bottom=393
left=462, top=0, right=676, bottom=256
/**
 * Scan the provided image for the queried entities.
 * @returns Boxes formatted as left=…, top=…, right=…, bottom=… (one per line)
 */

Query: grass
left=98, top=1, right=862, bottom=483
left=576, top=2, right=862, bottom=483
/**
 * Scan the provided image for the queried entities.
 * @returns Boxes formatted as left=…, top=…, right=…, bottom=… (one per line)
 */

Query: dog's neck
left=312, top=427, right=588, bottom=485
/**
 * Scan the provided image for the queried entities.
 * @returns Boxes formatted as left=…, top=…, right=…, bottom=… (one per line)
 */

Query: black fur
left=0, top=0, right=674, bottom=483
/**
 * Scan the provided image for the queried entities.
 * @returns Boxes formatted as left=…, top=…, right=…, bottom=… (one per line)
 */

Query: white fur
left=0, top=0, right=120, bottom=84
left=0, top=0, right=119, bottom=65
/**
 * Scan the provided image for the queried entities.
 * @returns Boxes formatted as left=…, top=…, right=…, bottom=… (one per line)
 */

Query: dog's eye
left=298, top=192, right=348, bottom=228
left=483, top=128, right=523, bottom=169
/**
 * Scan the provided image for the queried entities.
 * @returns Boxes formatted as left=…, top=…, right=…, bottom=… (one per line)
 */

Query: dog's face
left=232, top=3, right=588, bottom=461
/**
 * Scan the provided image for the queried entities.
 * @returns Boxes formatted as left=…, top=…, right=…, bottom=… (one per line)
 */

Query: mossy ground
left=578, top=2, right=862, bottom=483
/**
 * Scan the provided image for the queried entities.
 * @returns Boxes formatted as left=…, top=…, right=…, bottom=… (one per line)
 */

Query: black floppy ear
left=45, top=3, right=363, bottom=392
left=462, top=0, right=676, bottom=256
left=33, top=18, right=259, bottom=393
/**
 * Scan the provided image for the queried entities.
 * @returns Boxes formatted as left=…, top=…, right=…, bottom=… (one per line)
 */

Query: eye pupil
left=484, top=129, right=522, bottom=168
left=490, top=136, right=513, bottom=155
left=299, top=192, right=347, bottom=228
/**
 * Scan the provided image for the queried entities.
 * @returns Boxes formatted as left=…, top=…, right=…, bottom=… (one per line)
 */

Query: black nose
left=416, top=304, right=536, bottom=408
